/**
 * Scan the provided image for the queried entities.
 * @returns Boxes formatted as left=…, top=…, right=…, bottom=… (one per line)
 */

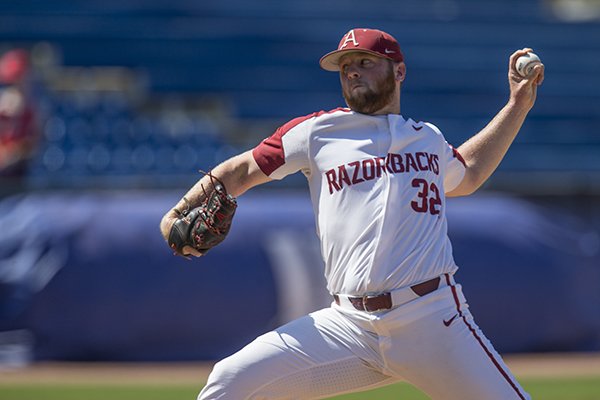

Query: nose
left=343, top=65, right=360, bottom=80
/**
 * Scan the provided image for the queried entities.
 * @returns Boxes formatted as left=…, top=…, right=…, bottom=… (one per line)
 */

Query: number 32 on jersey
left=411, top=178, right=441, bottom=215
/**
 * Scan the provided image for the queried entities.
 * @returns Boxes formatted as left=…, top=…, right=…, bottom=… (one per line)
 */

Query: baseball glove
left=168, top=172, right=237, bottom=257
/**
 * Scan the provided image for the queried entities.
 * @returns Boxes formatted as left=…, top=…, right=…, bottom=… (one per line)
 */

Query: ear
left=396, top=62, right=406, bottom=83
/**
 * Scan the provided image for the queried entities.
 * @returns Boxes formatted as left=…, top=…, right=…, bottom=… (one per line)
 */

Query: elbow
left=447, top=183, right=477, bottom=198
left=461, top=184, right=480, bottom=197
left=447, top=170, right=485, bottom=197
left=464, top=174, right=490, bottom=196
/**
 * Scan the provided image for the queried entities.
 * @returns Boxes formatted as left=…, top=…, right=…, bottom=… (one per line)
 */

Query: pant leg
left=199, top=307, right=397, bottom=400
left=378, top=284, right=530, bottom=400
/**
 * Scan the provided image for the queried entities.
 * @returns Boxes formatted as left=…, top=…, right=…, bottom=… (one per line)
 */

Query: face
left=338, top=52, right=402, bottom=115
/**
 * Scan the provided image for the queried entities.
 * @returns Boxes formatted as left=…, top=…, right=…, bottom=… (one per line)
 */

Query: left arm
left=447, top=48, right=545, bottom=197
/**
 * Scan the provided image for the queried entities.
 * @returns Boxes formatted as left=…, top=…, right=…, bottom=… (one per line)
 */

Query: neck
left=371, top=95, right=401, bottom=115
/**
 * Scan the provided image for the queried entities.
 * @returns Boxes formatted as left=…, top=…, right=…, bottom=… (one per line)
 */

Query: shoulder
left=277, top=107, right=351, bottom=133
left=421, top=121, right=444, bottom=137
left=408, top=119, right=450, bottom=142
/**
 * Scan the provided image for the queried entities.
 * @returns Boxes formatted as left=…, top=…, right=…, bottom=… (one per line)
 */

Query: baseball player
left=160, top=28, right=544, bottom=399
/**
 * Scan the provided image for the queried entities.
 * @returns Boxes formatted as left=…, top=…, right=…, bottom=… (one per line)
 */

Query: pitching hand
left=508, top=48, right=545, bottom=110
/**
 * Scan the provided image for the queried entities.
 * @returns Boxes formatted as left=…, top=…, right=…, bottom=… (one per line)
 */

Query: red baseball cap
left=320, top=28, right=404, bottom=72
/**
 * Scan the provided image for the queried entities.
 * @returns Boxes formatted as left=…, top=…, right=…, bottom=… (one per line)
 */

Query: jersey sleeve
left=252, top=113, right=313, bottom=180
left=442, top=142, right=467, bottom=193
left=424, top=122, right=466, bottom=193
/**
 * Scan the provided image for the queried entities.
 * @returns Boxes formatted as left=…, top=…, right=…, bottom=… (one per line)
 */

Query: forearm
left=172, top=155, right=255, bottom=211
left=160, top=150, right=270, bottom=240
left=448, top=48, right=544, bottom=197
left=455, top=100, right=530, bottom=194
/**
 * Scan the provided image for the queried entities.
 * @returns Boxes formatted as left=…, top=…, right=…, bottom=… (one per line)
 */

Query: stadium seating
left=0, top=0, right=597, bottom=192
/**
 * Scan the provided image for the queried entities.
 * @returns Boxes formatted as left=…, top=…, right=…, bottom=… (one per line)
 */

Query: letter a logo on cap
left=319, top=28, right=405, bottom=72
left=339, top=30, right=359, bottom=49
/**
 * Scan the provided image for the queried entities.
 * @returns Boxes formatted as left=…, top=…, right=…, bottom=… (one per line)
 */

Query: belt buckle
left=362, top=293, right=389, bottom=312
left=361, top=294, right=370, bottom=311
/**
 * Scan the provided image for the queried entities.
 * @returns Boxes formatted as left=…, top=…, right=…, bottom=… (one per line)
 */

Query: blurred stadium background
left=0, top=0, right=599, bottom=370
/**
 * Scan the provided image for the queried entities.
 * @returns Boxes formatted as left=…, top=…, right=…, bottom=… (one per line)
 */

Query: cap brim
left=319, top=48, right=393, bottom=72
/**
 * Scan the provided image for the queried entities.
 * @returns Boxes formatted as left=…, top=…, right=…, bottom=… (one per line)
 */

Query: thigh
left=382, top=285, right=530, bottom=400
left=199, top=307, right=397, bottom=400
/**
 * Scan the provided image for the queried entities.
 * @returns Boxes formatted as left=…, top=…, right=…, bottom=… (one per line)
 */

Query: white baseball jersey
left=253, top=108, right=466, bottom=296
left=201, top=108, right=530, bottom=400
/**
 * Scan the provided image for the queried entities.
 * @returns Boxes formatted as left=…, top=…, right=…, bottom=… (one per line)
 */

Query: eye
left=361, top=58, right=374, bottom=67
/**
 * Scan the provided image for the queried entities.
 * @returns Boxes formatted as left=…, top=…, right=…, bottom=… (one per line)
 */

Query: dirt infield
left=0, top=353, right=599, bottom=385
left=0, top=362, right=213, bottom=386
left=505, top=353, right=600, bottom=378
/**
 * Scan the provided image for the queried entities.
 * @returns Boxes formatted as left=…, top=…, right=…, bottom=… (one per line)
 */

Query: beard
left=342, top=63, right=397, bottom=115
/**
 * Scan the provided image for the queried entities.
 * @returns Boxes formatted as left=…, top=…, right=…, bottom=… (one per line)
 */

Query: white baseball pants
left=199, top=277, right=530, bottom=400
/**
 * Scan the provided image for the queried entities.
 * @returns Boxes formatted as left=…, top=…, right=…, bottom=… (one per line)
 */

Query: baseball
left=515, top=52, right=541, bottom=77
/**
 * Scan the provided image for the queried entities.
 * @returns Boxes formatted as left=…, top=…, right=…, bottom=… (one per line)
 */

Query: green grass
left=329, top=378, right=600, bottom=399
left=1, top=378, right=600, bottom=399
left=521, top=378, right=600, bottom=400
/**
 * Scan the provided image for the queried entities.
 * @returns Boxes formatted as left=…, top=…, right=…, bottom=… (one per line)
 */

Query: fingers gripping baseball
left=167, top=172, right=237, bottom=258
left=508, top=48, right=545, bottom=109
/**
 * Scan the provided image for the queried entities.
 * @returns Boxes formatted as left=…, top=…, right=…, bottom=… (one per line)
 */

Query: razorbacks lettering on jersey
left=252, top=108, right=466, bottom=296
